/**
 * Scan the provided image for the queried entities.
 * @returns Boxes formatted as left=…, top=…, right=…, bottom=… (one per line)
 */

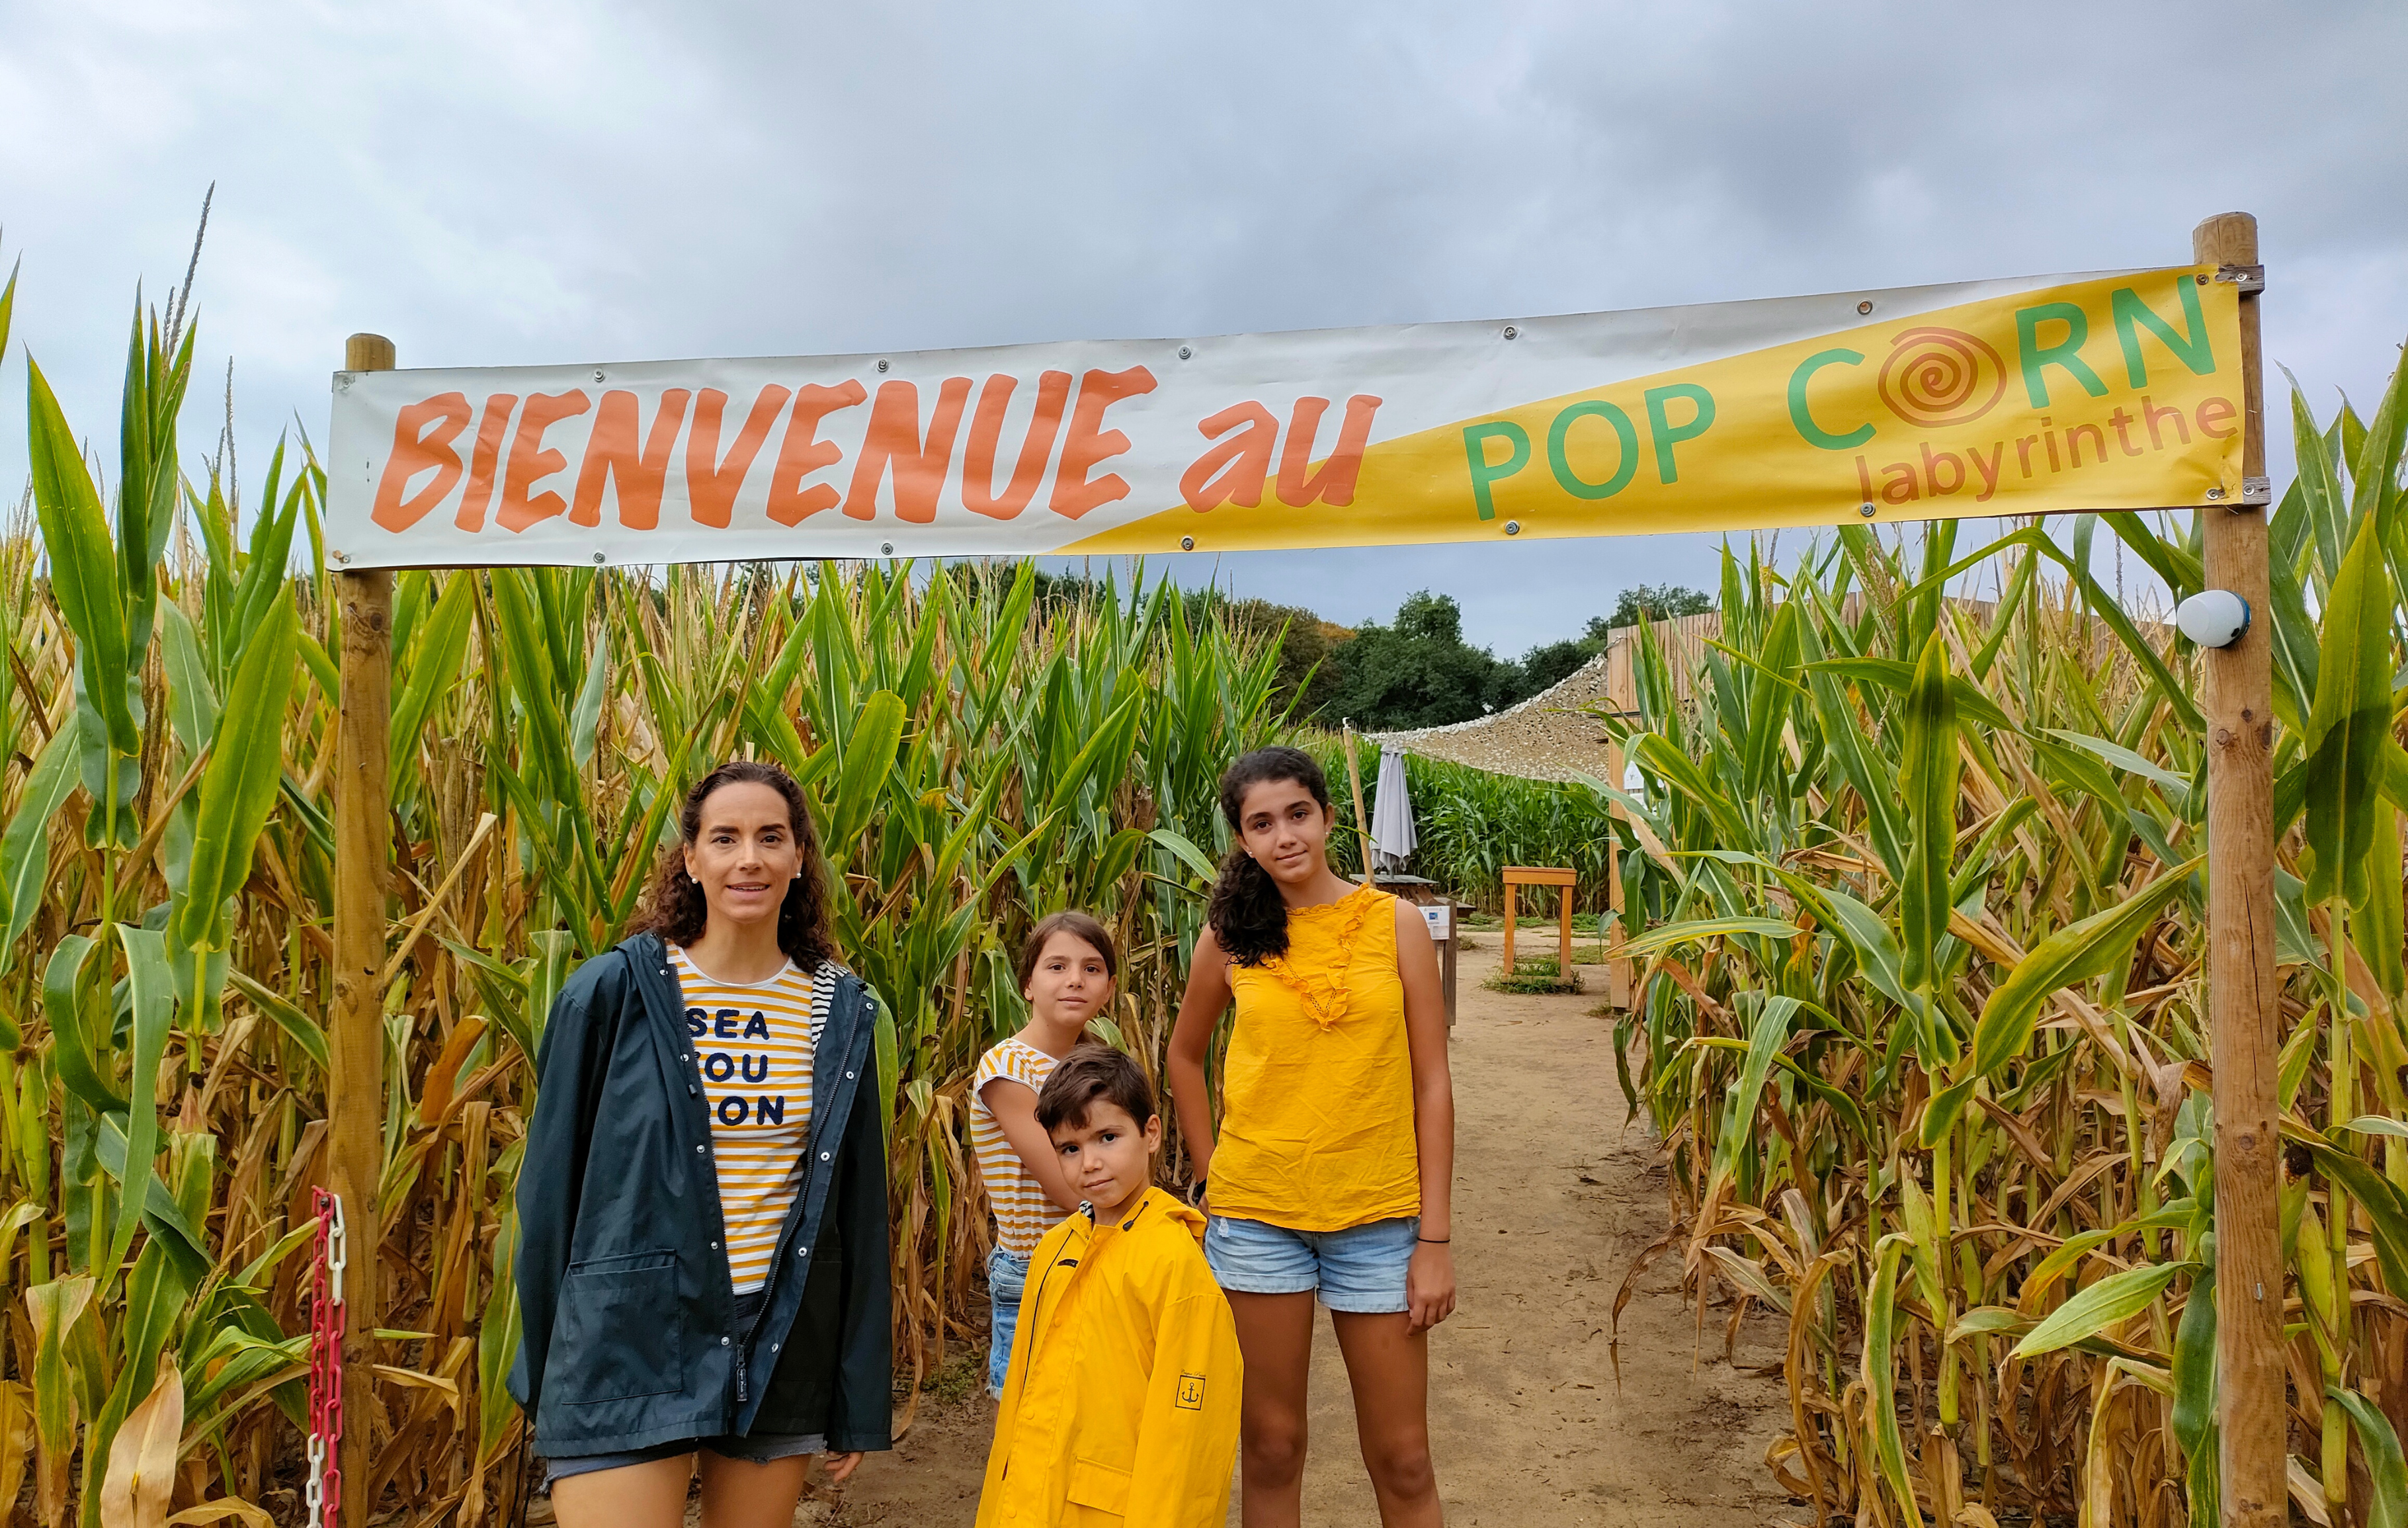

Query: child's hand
left=1406, top=1241, right=1455, bottom=1332
left=821, top=1451, right=864, bottom=1485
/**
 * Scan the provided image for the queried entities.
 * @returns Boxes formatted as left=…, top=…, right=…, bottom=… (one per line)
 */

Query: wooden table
left=1500, top=865, right=1578, bottom=975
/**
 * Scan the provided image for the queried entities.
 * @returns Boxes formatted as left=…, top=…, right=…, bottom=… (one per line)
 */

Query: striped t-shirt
left=970, top=1037, right=1071, bottom=1257
left=670, top=946, right=829, bottom=1295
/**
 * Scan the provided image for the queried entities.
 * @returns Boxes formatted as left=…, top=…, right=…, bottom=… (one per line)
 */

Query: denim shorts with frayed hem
left=1202, top=1213, right=1419, bottom=1314
left=985, top=1245, right=1031, bottom=1398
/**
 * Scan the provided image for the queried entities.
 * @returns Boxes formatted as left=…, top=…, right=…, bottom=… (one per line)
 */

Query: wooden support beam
left=2193, top=212, right=2283, bottom=1528
left=330, top=331, right=396, bottom=1528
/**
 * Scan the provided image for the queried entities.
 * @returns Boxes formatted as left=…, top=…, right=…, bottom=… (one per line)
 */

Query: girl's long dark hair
left=1207, top=746, right=1331, bottom=966
left=630, top=759, right=837, bottom=970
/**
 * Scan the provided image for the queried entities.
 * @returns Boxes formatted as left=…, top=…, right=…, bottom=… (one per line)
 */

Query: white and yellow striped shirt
left=970, top=1037, right=1071, bottom=1257
left=671, top=946, right=828, bottom=1295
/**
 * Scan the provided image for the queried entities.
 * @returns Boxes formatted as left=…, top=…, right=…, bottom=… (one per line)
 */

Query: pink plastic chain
left=306, top=1187, right=347, bottom=1528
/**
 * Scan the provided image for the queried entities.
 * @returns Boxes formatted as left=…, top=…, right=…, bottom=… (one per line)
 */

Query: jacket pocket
left=1065, top=1456, right=1131, bottom=1515
left=554, top=1250, right=683, bottom=1405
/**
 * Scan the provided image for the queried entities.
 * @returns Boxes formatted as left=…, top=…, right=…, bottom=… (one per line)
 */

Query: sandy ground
left=804, top=940, right=1792, bottom=1526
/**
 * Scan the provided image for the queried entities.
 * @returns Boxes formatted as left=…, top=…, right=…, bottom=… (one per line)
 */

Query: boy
left=976, top=1047, right=1241, bottom=1528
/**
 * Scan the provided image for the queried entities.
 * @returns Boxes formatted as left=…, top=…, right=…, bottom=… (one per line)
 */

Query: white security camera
left=2175, top=589, right=2251, bottom=650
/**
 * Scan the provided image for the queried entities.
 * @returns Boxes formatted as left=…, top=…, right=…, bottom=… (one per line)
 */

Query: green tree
left=1593, top=582, right=1714, bottom=636
left=1325, top=591, right=1519, bottom=730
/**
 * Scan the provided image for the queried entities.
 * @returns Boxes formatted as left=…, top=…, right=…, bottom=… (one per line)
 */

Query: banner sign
left=325, top=267, right=2243, bottom=569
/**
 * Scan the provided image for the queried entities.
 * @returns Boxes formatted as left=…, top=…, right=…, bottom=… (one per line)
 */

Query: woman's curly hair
left=629, top=759, right=837, bottom=970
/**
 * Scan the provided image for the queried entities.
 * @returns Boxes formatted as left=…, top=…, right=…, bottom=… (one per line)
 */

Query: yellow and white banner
left=325, top=267, right=2243, bottom=568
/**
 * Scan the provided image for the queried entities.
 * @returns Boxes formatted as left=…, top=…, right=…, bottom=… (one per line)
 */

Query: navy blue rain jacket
left=509, top=932, right=892, bottom=1456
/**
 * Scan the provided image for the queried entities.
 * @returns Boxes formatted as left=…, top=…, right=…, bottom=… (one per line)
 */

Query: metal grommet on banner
left=1180, top=536, right=1195, bottom=551
left=877, top=359, right=890, bottom=373
left=1502, top=325, right=1518, bottom=340
left=880, top=542, right=895, bottom=556
left=1178, top=345, right=1192, bottom=360
left=1859, top=502, right=1877, bottom=517
left=1857, top=300, right=1874, bottom=315
left=1504, top=521, right=1521, bottom=536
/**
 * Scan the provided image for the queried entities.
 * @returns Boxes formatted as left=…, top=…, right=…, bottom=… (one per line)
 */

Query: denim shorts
left=1203, top=1214, right=1419, bottom=1313
left=985, top=1245, right=1031, bottom=1398
left=543, top=1289, right=825, bottom=1482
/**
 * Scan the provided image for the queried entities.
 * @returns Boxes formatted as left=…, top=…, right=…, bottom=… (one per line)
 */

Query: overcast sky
left=4, top=1, right=2403, bottom=656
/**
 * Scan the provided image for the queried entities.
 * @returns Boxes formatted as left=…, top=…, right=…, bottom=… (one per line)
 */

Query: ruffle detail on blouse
left=1255, top=884, right=1382, bottom=1030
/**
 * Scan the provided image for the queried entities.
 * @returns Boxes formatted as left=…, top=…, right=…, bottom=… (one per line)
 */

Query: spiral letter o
left=1877, top=327, right=2007, bottom=429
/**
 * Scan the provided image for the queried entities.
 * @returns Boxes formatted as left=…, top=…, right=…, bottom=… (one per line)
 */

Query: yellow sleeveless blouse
left=1210, top=883, right=1421, bottom=1232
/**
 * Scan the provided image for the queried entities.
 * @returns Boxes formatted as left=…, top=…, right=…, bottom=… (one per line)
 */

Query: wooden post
left=330, top=331, right=395, bottom=1528
left=1604, top=635, right=1636, bottom=1008
left=1342, top=723, right=1374, bottom=887
left=2193, top=213, right=2282, bottom=1528
left=1501, top=884, right=1517, bottom=968
left=1558, top=884, right=1573, bottom=978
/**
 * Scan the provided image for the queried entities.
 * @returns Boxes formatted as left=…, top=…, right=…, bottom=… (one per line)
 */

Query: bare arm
left=981, top=1076, right=1085, bottom=1213
left=1167, top=926, right=1233, bottom=1188
left=1396, top=903, right=1456, bottom=1332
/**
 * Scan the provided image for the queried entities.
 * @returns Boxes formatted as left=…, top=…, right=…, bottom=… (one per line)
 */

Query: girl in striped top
left=969, top=911, right=1118, bottom=1396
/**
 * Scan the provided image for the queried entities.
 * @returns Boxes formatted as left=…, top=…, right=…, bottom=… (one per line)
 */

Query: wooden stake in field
left=2192, top=212, right=2282, bottom=1528
left=1343, top=721, right=1375, bottom=887
left=330, top=331, right=395, bottom=1528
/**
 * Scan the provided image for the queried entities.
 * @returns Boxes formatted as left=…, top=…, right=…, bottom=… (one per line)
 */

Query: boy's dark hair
left=1036, top=1045, right=1157, bottom=1134
left=1016, top=910, right=1119, bottom=990
left=1207, top=745, right=1332, bottom=966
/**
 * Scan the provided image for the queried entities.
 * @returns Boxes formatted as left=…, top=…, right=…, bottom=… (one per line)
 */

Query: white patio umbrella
left=1370, top=745, right=1417, bottom=873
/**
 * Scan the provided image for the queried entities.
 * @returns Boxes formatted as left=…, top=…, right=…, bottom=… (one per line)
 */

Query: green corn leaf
left=1861, top=1234, right=1918, bottom=1523
left=26, top=1276, right=95, bottom=1488
left=156, top=601, right=219, bottom=755
left=26, top=359, right=137, bottom=754
left=101, top=925, right=177, bottom=1285
left=2291, top=1133, right=2408, bottom=1298
left=569, top=622, right=610, bottom=770
left=171, top=593, right=298, bottom=953
left=388, top=570, right=476, bottom=783
left=1, top=726, right=79, bottom=977
left=2043, top=728, right=2190, bottom=800
left=1967, top=857, right=2202, bottom=1082
left=2171, top=1272, right=2216, bottom=1460
left=1899, top=630, right=1959, bottom=993
left=1710, top=997, right=1798, bottom=1189
left=90, top=1113, right=211, bottom=1286
left=42, top=935, right=126, bottom=1113
left=1612, top=916, right=1800, bottom=962
left=829, top=689, right=906, bottom=855
left=224, top=970, right=331, bottom=1072
left=2303, top=509, right=2392, bottom=906
left=2013, top=1259, right=2194, bottom=1358
left=2327, top=1385, right=2408, bottom=1528
left=1148, top=828, right=1220, bottom=884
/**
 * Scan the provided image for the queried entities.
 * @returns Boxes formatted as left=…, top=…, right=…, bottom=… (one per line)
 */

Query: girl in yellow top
left=1167, top=746, right=1456, bottom=1527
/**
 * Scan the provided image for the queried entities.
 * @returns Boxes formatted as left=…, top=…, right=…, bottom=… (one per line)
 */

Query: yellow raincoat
left=976, top=1187, right=1241, bottom=1527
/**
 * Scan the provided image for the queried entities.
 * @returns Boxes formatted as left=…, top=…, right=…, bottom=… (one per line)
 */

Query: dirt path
left=817, top=939, right=1790, bottom=1526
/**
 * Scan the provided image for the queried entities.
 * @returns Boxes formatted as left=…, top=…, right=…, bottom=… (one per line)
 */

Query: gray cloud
left=3, top=0, right=2401, bottom=653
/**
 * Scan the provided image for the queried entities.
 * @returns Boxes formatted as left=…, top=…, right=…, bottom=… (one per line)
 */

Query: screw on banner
left=306, top=1187, right=348, bottom=1528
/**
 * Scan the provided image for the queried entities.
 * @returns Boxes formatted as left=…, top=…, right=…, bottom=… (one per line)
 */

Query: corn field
left=1597, top=341, right=2408, bottom=1527
left=1309, top=738, right=1618, bottom=915
left=0, top=268, right=1292, bottom=1523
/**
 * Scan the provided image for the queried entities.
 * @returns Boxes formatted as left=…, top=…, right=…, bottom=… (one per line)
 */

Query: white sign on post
left=1421, top=904, right=1454, bottom=942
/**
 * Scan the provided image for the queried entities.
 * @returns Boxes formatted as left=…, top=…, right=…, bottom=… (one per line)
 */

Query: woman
left=513, top=760, right=890, bottom=1528
left=1167, top=746, right=1456, bottom=1527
